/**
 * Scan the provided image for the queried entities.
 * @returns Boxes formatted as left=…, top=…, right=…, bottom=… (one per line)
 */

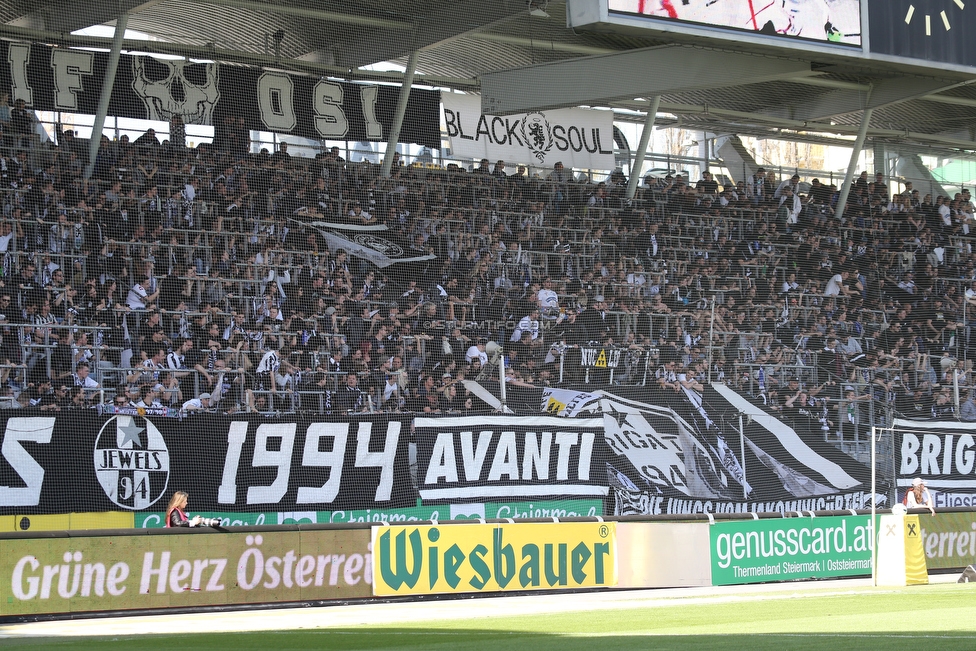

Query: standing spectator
left=334, top=371, right=364, bottom=412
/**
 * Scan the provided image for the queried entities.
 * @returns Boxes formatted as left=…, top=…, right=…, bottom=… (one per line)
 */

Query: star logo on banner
left=118, top=422, right=145, bottom=448
left=605, top=403, right=630, bottom=430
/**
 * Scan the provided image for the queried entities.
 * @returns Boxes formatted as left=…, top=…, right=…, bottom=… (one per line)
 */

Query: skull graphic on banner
left=131, top=56, right=220, bottom=125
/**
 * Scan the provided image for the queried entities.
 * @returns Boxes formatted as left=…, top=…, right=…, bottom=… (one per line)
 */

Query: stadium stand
left=0, top=123, right=973, bottom=446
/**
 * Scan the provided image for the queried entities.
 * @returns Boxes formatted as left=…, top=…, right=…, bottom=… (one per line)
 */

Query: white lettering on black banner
left=895, top=419, right=976, bottom=493
left=414, top=416, right=607, bottom=501
left=580, top=348, right=622, bottom=368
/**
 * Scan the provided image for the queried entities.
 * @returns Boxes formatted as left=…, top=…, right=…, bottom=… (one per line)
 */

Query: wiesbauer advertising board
left=372, top=522, right=617, bottom=596
left=0, top=529, right=372, bottom=616
left=710, top=516, right=874, bottom=585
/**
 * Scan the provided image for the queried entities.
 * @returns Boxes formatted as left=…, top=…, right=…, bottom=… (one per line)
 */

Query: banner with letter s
left=372, top=522, right=616, bottom=596
left=442, top=93, right=615, bottom=170
left=0, top=412, right=414, bottom=515
left=0, top=42, right=440, bottom=147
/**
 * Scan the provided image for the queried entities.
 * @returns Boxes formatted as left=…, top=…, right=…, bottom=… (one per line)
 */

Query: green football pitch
left=4, top=583, right=976, bottom=650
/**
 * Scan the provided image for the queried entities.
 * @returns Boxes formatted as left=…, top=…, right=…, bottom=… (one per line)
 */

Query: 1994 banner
left=0, top=413, right=413, bottom=515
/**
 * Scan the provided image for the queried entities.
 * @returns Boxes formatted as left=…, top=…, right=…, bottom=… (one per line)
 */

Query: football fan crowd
left=0, top=115, right=973, bottom=434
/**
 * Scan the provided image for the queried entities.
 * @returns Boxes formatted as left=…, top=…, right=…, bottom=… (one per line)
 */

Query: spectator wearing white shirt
left=823, top=270, right=850, bottom=297
left=777, top=186, right=802, bottom=226
left=126, top=276, right=159, bottom=310
left=781, top=272, right=800, bottom=294
left=510, top=308, right=541, bottom=343
left=72, top=362, right=99, bottom=388
left=465, top=338, right=488, bottom=366
left=182, top=392, right=211, bottom=412
left=537, top=277, right=559, bottom=313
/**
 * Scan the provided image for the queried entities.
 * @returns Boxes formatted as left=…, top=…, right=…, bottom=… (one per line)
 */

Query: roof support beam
left=480, top=45, right=813, bottom=115
left=381, top=50, right=419, bottom=178
left=787, top=76, right=871, bottom=92
left=920, top=94, right=976, bottom=109
left=626, top=96, right=659, bottom=201
left=0, top=24, right=480, bottom=89
left=188, top=0, right=408, bottom=30
left=302, top=1, right=525, bottom=70
left=834, top=87, right=873, bottom=224
left=7, top=0, right=159, bottom=36
left=610, top=98, right=976, bottom=151
left=468, top=33, right=617, bottom=57
left=85, top=12, right=127, bottom=180
left=762, top=76, right=960, bottom=121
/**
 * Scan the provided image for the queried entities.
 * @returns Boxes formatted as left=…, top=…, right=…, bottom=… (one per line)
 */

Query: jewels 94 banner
left=0, top=412, right=413, bottom=515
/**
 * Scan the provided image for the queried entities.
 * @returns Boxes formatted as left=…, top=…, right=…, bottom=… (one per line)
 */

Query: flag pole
left=871, top=424, right=877, bottom=587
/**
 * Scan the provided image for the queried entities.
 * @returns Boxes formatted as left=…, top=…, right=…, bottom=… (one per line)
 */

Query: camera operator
left=165, top=490, right=202, bottom=528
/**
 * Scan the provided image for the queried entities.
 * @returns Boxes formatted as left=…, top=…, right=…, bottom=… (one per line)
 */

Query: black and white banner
left=414, top=416, right=609, bottom=501
left=580, top=347, right=623, bottom=369
left=301, top=220, right=437, bottom=268
left=442, top=93, right=615, bottom=169
left=894, top=418, right=976, bottom=508
left=0, top=413, right=413, bottom=514
left=603, top=385, right=881, bottom=515
left=0, top=42, right=440, bottom=148
left=541, top=388, right=600, bottom=417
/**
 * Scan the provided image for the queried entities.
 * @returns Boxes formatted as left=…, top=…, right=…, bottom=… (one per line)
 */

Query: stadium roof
left=1, top=0, right=975, bottom=156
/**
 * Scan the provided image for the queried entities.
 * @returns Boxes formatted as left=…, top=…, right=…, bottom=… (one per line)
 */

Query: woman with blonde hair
left=165, top=490, right=202, bottom=528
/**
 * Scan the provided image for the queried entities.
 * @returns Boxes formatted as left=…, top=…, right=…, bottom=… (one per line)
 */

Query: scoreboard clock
left=903, top=0, right=965, bottom=36
left=869, top=0, right=976, bottom=67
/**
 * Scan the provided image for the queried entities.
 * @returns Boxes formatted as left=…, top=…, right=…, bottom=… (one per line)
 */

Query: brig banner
left=0, top=527, right=372, bottom=616
left=894, top=418, right=976, bottom=508
left=710, top=515, right=874, bottom=586
left=371, top=522, right=617, bottom=596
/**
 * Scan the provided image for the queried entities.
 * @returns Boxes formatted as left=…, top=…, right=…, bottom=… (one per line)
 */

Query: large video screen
left=608, top=0, right=861, bottom=46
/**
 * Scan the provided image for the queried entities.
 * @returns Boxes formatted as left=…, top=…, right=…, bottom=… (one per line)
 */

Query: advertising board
left=134, top=500, right=604, bottom=528
left=710, top=515, right=874, bottom=585
left=371, top=522, right=616, bottom=596
left=0, top=528, right=372, bottom=616
left=916, top=511, right=976, bottom=570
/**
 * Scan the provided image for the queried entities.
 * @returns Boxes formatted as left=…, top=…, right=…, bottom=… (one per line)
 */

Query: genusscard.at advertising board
left=709, top=516, right=874, bottom=586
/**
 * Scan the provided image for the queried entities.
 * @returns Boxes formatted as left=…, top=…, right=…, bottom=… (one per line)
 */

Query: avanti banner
left=413, top=415, right=609, bottom=502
